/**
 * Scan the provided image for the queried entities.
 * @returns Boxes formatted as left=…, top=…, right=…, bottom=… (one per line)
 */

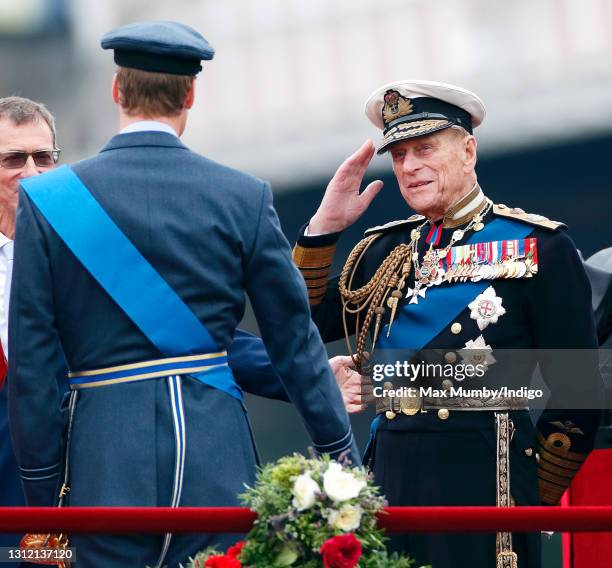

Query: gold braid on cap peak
left=339, top=233, right=413, bottom=374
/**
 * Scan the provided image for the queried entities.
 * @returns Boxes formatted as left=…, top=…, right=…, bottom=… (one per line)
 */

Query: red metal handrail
left=0, top=506, right=610, bottom=534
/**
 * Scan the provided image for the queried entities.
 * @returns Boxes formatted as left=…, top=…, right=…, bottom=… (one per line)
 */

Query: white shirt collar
left=0, top=231, right=11, bottom=248
left=119, top=120, right=178, bottom=138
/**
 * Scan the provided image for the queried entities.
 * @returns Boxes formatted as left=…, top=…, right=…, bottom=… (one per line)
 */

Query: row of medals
left=386, top=210, right=535, bottom=418
left=428, top=255, right=537, bottom=285
left=407, top=227, right=537, bottom=304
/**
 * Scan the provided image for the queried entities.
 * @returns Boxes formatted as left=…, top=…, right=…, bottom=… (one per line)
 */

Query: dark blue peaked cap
left=101, top=21, right=215, bottom=76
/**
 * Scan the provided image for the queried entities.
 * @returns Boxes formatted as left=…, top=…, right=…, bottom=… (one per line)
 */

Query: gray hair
left=449, top=124, right=471, bottom=138
left=449, top=124, right=477, bottom=167
left=0, top=96, right=57, bottom=147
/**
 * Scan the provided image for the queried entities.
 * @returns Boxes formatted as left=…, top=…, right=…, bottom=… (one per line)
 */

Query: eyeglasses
left=0, top=149, right=61, bottom=169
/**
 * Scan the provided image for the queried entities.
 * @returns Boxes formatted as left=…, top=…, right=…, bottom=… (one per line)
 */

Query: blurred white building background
left=1, top=6, right=611, bottom=559
left=1, top=0, right=612, bottom=188
left=0, top=7, right=610, bottom=540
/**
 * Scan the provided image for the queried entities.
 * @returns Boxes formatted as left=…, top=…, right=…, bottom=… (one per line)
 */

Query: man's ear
left=463, top=135, right=477, bottom=171
left=184, top=79, right=196, bottom=109
left=111, top=74, right=120, bottom=105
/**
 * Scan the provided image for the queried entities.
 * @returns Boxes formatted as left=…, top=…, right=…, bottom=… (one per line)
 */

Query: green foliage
left=359, top=550, right=416, bottom=567
left=189, top=454, right=421, bottom=567
left=238, top=454, right=414, bottom=566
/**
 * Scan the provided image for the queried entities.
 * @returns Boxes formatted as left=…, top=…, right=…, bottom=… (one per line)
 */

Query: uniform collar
left=119, top=120, right=179, bottom=137
left=442, top=184, right=486, bottom=228
left=100, top=130, right=189, bottom=153
left=424, top=184, right=487, bottom=245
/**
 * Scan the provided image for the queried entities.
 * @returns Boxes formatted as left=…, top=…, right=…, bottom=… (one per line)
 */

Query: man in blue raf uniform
left=292, top=80, right=603, bottom=568
left=8, top=21, right=359, bottom=567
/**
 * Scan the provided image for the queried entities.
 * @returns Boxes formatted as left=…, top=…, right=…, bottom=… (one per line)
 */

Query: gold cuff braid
left=536, top=432, right=587, bottom=505
left=539, top=478, right=569, bottom=506
left=292, top=243, right=337, bottom=306
left=292, top=243, right=337, bottom=268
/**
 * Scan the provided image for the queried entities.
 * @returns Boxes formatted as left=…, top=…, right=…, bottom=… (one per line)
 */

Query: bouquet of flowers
left=185, top=454, right=423, bottom=568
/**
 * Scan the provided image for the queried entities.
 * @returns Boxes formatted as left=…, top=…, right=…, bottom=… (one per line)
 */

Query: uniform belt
left=68, top=351, right=228, bottom=390
left=424, top=396, right=528, bottom=411
left=376, top=394, right=528, bottom=416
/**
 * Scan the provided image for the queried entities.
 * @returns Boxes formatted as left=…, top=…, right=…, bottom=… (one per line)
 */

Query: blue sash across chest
left=377, top=217, right=535, bottom=351
left=21, top=165, right=242, bottom=400
left=364, top=217, right=535, bottom=458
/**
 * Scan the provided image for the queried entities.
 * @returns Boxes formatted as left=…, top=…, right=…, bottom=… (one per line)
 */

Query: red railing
left=0, top=506, right=610, bottom=534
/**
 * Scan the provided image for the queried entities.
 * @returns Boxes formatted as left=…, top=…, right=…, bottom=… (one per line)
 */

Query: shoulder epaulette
left=492, top=204, right=566, bottom=231
left=364, top=214, right=426, bottom=236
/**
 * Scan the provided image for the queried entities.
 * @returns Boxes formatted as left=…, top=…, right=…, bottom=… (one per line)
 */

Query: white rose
left=323, top=462, right=366, bottom=503
left=328, top=504, right=363, bottom=532
left=292, top=472, right=320, bottom=511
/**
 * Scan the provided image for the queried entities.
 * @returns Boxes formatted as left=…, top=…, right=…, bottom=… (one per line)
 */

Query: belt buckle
left=399, top=392, right=421, bottom=416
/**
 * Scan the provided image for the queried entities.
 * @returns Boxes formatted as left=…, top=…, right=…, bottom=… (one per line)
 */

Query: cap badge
left=382, top=90, right=414, bottom=126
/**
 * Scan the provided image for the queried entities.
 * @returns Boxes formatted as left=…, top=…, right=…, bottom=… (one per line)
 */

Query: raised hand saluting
left=308, top=140, right=384, bottom=235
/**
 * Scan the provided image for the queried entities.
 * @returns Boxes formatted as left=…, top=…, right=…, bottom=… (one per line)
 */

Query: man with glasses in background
left=0, top=96, right=60, bottom=553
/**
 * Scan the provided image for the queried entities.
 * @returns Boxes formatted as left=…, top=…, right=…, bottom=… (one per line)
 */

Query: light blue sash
left=21, top=165, right=242, bottom=400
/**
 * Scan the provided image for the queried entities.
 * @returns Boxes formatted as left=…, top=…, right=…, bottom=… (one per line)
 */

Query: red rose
left=320, top=534, right=362, bottom=568
left=204, top=554, right=242, bottom=568
left=226, top=541, right=245, bottom=558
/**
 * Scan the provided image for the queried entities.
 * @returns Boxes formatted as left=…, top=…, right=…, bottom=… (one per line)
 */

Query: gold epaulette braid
left=339, top=234, right=412, bottom=373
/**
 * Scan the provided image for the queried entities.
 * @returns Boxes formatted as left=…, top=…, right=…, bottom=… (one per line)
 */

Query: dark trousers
left=371, top=414, right=541, bottom=568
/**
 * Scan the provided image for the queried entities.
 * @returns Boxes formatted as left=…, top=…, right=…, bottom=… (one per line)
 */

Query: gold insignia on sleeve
left=549, top=420, right=585, bottom=436
left=536, top=431, right=588, bottom=505
left=292, top=243, right=337, bottom=307
left=292, top=243, right=336, bottom=268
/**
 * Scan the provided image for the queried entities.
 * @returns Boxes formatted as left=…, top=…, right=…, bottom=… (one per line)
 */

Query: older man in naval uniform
left=8, top=21, right=359, bottom=567
left=292, top=80, right=603, bottom=568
